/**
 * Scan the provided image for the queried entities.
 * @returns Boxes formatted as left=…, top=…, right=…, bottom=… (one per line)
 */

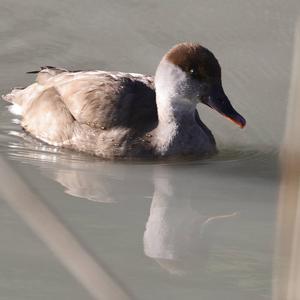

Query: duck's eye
left=189, top=68, right=200, bottom=79
left=189, top=69, right=196, bottom=76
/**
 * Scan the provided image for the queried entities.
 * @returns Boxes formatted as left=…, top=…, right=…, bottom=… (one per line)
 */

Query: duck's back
left=52, top=71, right=157, bottom=131
left=3, top=68, right=158, bottom=159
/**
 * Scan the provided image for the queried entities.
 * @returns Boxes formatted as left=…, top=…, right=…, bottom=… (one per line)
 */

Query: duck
left=2, top=43, right=246, bottom=160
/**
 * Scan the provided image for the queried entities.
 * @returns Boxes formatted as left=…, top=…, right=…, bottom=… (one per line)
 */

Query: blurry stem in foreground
left=274, top=19, right=300, bottom=300
left=0, top=157, right=134, bottom=300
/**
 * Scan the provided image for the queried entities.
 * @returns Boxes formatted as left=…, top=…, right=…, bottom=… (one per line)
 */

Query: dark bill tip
left=225, top=113, right=246, bottom=129
left=201, top=84, right=246, bottom=129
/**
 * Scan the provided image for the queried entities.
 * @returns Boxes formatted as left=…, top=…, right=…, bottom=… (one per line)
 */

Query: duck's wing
left=21, top=87, right=76, bottom=146
left=51, top=70, right=157, bottom=131
left=3, top=68, right=158, bottom=146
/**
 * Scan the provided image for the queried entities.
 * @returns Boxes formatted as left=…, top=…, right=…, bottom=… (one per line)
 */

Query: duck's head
left=155, top=43, right=246, bottom=128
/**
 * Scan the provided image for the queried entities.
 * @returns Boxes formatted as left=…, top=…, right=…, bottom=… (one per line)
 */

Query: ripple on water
left=0, top=103, right=278, bottom=170
left=0, top=125, right=278, bottom=170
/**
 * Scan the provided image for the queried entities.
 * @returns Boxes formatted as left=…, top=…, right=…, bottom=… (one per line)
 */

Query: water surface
left=0, top=1, right=300, bottom=299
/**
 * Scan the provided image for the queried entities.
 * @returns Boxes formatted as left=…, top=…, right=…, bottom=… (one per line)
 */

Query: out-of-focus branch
left=0, top=157, right=134, bottom=300
left=274, top=19, right=300, bottom=300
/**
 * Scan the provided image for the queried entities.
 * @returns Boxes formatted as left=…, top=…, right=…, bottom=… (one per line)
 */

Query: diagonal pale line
left=0, top=156, right=133, bottom=300
left=274, top=19, right=300, bottom=300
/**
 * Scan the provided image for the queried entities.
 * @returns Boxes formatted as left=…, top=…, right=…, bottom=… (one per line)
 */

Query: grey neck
left=157, top=98, right=196, bottom=125
left=153, top=60, right=202, bottom=155
left=154, top=95, right=199, bottom=155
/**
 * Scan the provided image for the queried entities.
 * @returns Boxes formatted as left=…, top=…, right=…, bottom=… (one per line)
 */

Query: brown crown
left=164, top=43, right=221, bottom=81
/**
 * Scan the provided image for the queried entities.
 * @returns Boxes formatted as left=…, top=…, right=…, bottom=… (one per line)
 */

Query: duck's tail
left=2, top=88, right=30, bottom=116
left=2, top=83, right=46, bottom=116
left=2, top=87, right=23, bottom=103
left=2, top=86, right=27, bottom=115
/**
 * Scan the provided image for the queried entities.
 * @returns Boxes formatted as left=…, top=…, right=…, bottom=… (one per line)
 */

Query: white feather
left=8, top=104, right=23, bottom=116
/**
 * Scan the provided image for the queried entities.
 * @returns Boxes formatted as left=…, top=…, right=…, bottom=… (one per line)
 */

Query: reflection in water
left=1, top=124, right=279, bottom=298
left=55, top=168, right=117, bottom=203
left=51, top=162, right=238, bottom=275
left=44, top=160, right=130, bottom=204
left=144, top=166, right=237, bottom=275
left=7, top=139, right=239, bottom=276
left=6, top=130, right=128, bottom=203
